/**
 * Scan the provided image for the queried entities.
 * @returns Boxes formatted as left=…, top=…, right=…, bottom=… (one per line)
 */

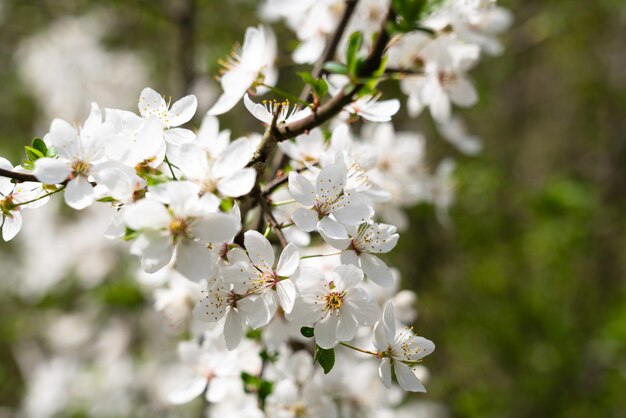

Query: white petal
left=449, top=77, right=478, bottom=107
left=314, top=315, right=339, bottom=349
left=213, top=136, right=259, bottom=178
left=208, top=90, right=245, bottom=116
left=275, top=279, right=296, bottom=313
left=224, top=309, right=245, bottom=350
left=360, top=253, right=394, bottom=287
left=48, top=119, right=79, bottom=159
left=138, top=87, right=166, bottom=118
left=317, top=216, right=348, bottom=240
left=288, top=172, right=316, bottom=206
left=2, top=212, right=22, bottom=241
left=123, top=199, right=171, bottom=230
left=340, top=250, right=360, bottom=268
left=64, top=177, right=95, bottom=210
left=333, top=264, right=363, bottom=290
left=292, top=208, right=318, bottom=232
left=276, top=243, right=300, bottom=277
left=316, top=162, right=346, bottom=202
left=216, top=168, right=256, bottom=197
left=331, top=199, right=373, bottom=226
left=381, top=301, right=397, bottom=345
left=167, top=376, right=207, bottom=405
left=378, top=358, right=392, bottom=388
left=394, top=361, right=426, bottom=392
left=243, top=93, right=273, bottom=124
left=175, top=240, right=218, bottom=281
left=336, top=314, right=358, bottom=342
left=193, top=285, right=228, bottom=322
left=133, top=232, right=175, bottom=273
left=238, top=294, right=275, bottom=329
left=164, top=128, right=195, bottom=145
left=244, top=230, right=275, bottom=270
left=193, top=213, right=240, bottom=243
left=33, top=158, right=71, bottom=184
left=168, top=95, right=198, bottom=126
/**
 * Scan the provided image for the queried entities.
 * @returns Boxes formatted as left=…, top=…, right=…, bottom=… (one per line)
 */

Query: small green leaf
left=32, top=137, right=48, bottom=155
left=123, top=227, right=139, bottom=241
left=314, top=78, right=329, bottom=99
left=323, top=61, right=349, bottom=75
left=314, top=345, right=335, bottom=374
left=241, top=372, right=274, bottom=408
left=300, top=326, right=314, bottom=338
left=346, top=31, right=364, bottom=75
left=24, top=146, right=44, bottom=162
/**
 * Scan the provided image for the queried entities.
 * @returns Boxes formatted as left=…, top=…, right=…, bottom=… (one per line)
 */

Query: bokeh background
left=0, top=0, right=625, bottom=417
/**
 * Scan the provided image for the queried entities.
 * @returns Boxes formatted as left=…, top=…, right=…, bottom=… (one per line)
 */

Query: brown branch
left=277, top=5, right=395, bottom=141
left=260, top=197, right=288, bottom=248
left=300, top=0, right=360, bottom=102
left=0, top=168, right=39, bottom=183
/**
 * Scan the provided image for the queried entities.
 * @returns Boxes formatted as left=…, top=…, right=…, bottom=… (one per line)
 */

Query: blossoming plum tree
left=0, top=0, right=511, bottom=416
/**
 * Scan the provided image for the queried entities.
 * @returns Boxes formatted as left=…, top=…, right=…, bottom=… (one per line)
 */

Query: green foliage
left=22, top=137, right=53, bottom=169
left=298, top=72, right=329, bottom=100
left=389, top=0, right=437, bottom=34
left=241, top=372, right=273, bottom=407
left=314, top=345, right=335, bottom=374
left=300, top=326, right=314, bottom=338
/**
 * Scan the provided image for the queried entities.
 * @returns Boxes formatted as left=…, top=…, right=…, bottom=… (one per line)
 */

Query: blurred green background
left=0, top=0, right=625, bottom=417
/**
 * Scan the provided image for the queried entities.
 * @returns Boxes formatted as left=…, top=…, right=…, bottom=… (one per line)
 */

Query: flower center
left=324, top=291, right=344, bottom=312
left=72, top=160, right=91, bottom=177
left=291, top=402, right=308, bottom=417
left=169, top=218, right=188, bottom=239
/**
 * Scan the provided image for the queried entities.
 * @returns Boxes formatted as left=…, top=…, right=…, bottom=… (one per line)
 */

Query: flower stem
left=271, top=199, right=296, bottom=207
left=340, top=342, right=379, bottom=356
left=300, top=252, right=342, bottom=260
left=164, top=156, right=178, bottom=180
left=14, top=185, right=66, bottom=207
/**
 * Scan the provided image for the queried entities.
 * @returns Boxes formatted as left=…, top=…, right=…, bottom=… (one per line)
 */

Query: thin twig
left=259, top=197, right=288, bottom=248
left=300, top=0, right=360, bottom=103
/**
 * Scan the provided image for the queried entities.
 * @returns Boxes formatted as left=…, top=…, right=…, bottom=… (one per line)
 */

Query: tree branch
left=259, top=197, right=287, bottom=248
left=0, top=168, right=39, bottom=183
left=299, top=0, right=360, bottom=102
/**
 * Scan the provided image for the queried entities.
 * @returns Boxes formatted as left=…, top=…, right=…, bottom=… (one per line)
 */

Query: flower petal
left=138, top=87, right=166, bottom=119
left=167, top=376, right=207, bottom=405
left=292, top=208, right=318, bottom=232
left=175, top=240, right=218, bottom=281
left=360, top=253, right=394, bottom=287
left=224, top=309, right=245, bottom=350
left=123, top=199, right=171, bottom=230
left=193, top=213, right=240, bottom=243
left=33, top=158, right=71, bottom=184
left=168, top=95, right=198, bottom=126
left=244, top=230, right=275, bottom=271
left=379, top=358, right=392, bottom=388
left=394, top=361, right=426, bottom=392
left=288, top=172, right=316, bottom=206
left=217, top=168, right=256, bottom=197
left=164, top=128, right=195, bottom=145
left=2, top=212, right=22, bottom=241
left=64, top=177, right=95, bottom=210
left=276, top=243, right=300, bottom=277
left=276, top=279, right=296, bottom=313
left=314, top=314, right=339, bottom=349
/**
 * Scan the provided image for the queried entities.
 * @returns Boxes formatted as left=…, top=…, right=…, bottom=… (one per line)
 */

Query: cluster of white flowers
left=0, top=1, right=512, bottom=416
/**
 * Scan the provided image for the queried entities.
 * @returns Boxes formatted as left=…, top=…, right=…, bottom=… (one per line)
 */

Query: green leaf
left=241, top=372, right=274, bottom=408
left=123, top=227, right=139, bottom=241
left=300, top=326, right=314, bottom=338
left=323, top=61, right=349, bottom=75
left=24, top=146, right=44, bottom=162
left=314, top=345, right=335, bottom=374
left=314, top=78, right=329, bottom=99
left=297, top=71, right=316, bottom=85
left=32, top=138, right=48, bottom=155
left=346, top=31, right=364, bottom=75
